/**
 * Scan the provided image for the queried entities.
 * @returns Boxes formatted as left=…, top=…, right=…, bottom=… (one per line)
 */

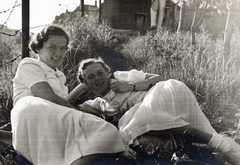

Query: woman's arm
left=110, top=73, right=166, bottom=93
left=67, top=83, right=86, bottom=105
left=134, top=73, right=166, bottom=91
left=30, top=82, right=75, bottom=108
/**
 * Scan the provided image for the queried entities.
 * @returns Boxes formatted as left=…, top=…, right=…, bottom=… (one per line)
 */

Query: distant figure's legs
left=150, top=0, right=157, bottom=28
left=157, top=0, right=166, bottom=28
left=150, top=0, right=166, bottom=29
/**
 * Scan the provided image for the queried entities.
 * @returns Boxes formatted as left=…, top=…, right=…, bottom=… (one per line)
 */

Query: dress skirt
left=119, top=79, right=217, bottom=145
left=11, top=96, right=126, bottom=165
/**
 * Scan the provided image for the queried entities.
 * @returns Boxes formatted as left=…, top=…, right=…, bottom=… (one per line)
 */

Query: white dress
left=84, top=69, right=217, bottom=146
left=11, top=58, right=126, bottom=165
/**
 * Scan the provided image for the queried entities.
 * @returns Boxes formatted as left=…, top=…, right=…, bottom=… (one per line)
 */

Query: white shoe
left=218, top=137, right=240, bottom=165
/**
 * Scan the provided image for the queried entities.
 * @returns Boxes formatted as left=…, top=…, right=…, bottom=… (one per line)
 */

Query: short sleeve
left=113, top=69, right=147, bottom=83
left=16, top=59, right=46, bottom=89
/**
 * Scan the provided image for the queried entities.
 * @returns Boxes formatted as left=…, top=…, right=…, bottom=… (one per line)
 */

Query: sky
left=0, top=0, right=100, bottom=31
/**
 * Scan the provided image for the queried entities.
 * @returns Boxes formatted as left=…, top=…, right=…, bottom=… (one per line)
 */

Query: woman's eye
left=98, top=72, right=103, bottom=76
left=61, top=47, right=68, bottom=51
left=50, top=46, right=56, bottom=49
left=88, top=75, right=94, bottom=80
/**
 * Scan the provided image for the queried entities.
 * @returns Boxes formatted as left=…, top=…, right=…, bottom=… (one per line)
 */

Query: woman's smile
left=52, top=56, right=62, bottom=62
left=95, top=80, right=104, bottom=86
left=83, top=63, right=111, bottom=94
left=38, top=35, right=68, bottom=70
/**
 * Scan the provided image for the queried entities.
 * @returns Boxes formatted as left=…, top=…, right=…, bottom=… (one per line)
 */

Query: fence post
left=22, top=0, right=30, bottom=59
left=81, top=0, right=84, bottom=17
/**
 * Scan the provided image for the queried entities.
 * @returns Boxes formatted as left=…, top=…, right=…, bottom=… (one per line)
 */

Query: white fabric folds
left=119, top=79, right=217, bottom=145
left=11, top=96, right=126, bottom=165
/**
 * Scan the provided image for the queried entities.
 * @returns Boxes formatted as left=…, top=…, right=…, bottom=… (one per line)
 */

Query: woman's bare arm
left=30, top=82, right=75, bottom=108
left=67, top=83, right=86, bottom=105
left=135, top=73, right=166, bottom=91
left=110, top=73, right=166, bottom=93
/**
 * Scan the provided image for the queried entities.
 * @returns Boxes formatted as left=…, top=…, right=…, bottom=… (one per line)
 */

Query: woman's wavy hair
left=77, top=57, right=112, bottom=83
left=29, top=24, right=69, bottom=54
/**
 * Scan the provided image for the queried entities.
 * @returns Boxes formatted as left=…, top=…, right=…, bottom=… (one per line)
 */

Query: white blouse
left=12, top=58, right=68, bottom=105
left=82, top=69, right=147, bottom=116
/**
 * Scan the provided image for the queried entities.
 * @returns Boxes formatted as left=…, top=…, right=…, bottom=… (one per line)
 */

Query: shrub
left=54, top=13, right=240, bottom=133
left=0, top=10, right=240, bottom=165
left=55, top=12, right=130, bottom=91
left=0, top=59, right=20, bottom=120
left=120, top=28, right=240, bottom=132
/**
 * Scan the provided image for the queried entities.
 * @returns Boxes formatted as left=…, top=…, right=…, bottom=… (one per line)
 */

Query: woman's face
left=83, top=63, right=111, bottom=95
left=38, top=35, right=68, bottom=70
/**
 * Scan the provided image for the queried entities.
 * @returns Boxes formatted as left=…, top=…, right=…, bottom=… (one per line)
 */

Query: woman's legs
left=144, top=126, right=212, bottom=144
left=71, top=153, right=136, bottom=165
left=71, top=154, right=100, bottom=165
left=140, top=126, right=240, bottom=164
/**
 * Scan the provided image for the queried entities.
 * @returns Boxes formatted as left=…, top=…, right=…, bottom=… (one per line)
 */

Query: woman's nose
left=95, top=75, right=100, bottom=81
left=55, top=48, right=64, bottom=55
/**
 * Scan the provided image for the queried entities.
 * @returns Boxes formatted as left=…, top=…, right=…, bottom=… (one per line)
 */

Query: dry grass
left=0, top=13, right=240, bottom=164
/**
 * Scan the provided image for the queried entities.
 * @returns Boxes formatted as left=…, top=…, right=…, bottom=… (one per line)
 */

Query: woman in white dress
left=11, top=25, right=128, bottom=165
left=69, top=57, right=240, bottom=165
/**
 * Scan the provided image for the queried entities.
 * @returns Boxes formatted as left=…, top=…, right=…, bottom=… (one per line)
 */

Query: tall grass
left=50, top=14, right=240, bottom=134
left=120, top=28, right=240, bottom=133
left=56, top=12, right=130, bottom=91
left=0, top=13, right=239, bottom=135
left=0, top=12, right=240, bottom=165
left=0, top=60, right=19, bottom=121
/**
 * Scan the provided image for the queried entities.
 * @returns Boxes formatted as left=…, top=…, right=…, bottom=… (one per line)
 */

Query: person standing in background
left=150, top=0, right=167, bottom=29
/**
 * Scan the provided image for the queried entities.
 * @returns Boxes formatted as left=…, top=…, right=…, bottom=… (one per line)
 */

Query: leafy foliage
left=54, top=12, right=130, bottom=91
left=0, top=31, right=21, bottom=64
left=120, top=28, right=240, bottom=132
left=0, top=60, right=20, bottom=121
left=0, top=11, right=240, bottom=164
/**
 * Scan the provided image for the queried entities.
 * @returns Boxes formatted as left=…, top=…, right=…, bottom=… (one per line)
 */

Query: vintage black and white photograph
left=0, top=0, right=240, bottom=164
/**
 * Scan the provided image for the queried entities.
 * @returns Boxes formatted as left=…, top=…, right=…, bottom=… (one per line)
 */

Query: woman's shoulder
left=17, top=57, right=44, bottom=73
left=19, top=57, right=39, bottom=66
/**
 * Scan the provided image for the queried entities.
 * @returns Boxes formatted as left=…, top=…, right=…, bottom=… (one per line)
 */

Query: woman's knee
left=71, top=154, right=100, bottom=165
left=180, top=126, right=213, bottom=144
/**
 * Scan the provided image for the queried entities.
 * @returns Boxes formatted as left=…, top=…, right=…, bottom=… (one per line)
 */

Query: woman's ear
left=109, top=72, right=114, bottom=79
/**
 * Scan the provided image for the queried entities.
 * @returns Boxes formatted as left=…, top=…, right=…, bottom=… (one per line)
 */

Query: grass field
left=0, top=12, right=240, bottom=164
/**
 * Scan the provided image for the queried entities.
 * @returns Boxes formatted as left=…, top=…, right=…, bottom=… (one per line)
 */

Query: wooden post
left=99, top=0, right=102, bottom=23
left=224, top=8, right=234, bottom=65
left=22, top=0, right=30, bottom=59
left=81, top=0, right=84, bottom=17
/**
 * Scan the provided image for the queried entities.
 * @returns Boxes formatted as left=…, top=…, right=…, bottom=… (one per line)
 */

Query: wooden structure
left=22, top=0, right=30, bottom=58
left=102, top=0, right=151, bottom=31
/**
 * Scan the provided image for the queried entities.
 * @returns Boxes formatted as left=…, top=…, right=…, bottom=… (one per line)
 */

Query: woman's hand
left=110, top=79, right=133, bottom=93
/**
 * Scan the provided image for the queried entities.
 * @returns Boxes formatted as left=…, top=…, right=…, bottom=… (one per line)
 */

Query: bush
left=0, top=60, right=20, bottom=120
left=54, top=13, right=240, bottom=133
left=120, top=28, right=240, bottom=132
left=1, top=11, right=240, bottom=165
left=55, top=12, right=131, bottom=91
left=0, top=12, right=239, bottom=134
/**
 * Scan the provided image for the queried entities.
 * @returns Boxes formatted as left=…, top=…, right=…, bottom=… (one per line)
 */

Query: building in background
left=102, top=0, right=151, bottom=31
